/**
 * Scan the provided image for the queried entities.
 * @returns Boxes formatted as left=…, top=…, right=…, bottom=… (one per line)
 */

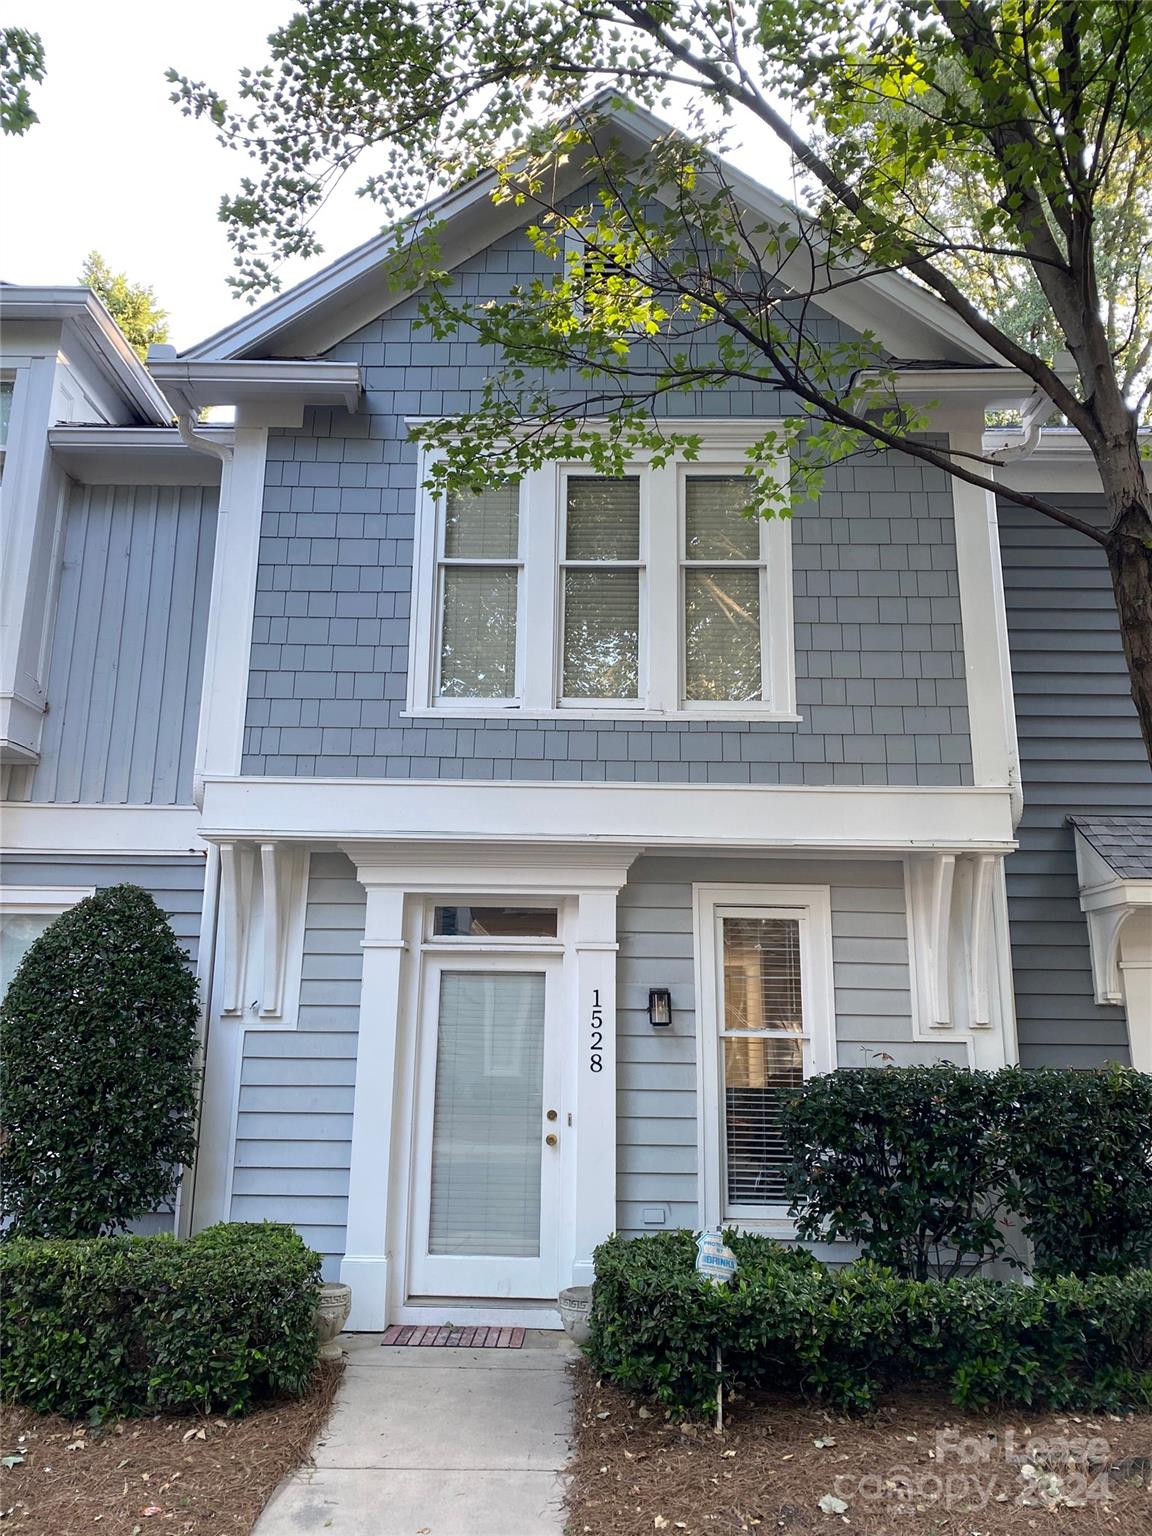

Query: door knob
left=545, top=1133, right=559, bottom=1147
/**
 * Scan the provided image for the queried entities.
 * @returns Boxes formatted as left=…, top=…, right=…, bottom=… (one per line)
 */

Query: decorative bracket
left=218, top=839, right=309, bottom=1021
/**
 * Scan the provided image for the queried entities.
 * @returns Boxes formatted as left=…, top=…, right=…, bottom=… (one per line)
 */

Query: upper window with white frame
left=409, top=424, right=796, bottom=720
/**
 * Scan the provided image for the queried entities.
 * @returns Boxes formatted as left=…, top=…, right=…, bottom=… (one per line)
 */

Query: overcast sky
left=2, top=1, right=795, bottom=352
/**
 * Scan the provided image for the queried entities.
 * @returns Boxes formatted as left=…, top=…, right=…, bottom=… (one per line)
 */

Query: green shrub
left=783, top=1065, right=1011, bottom=1278
left=0, top=1223, right=321, bottom=1418
left=0, top=884, right=201, bottom=1238
left=995, top=1066, right=1152, bottom=1277
left=587, top=1232, right=1152, bottom=1419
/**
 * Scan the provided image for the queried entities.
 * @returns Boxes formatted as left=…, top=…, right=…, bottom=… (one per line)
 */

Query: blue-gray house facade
left=2, top=105, right=1149, bottom=1328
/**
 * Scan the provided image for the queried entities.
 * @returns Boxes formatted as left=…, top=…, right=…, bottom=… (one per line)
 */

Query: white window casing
left=693, top=882, right=835, bottom=1233
left=0, top=885, right=95, bottom=996
left=407, top=421, right=797, bottom=720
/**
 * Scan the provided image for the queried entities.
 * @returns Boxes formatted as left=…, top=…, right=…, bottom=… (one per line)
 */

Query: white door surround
left=339, top=840, right=638, bottom=1331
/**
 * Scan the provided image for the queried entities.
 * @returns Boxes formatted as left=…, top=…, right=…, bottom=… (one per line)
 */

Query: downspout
left=176, top=410, right=234, bottom=465
left=986, top=388, right=1054, bottom=463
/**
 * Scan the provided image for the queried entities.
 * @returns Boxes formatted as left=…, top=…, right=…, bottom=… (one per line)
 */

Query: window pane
left=722, top=915, right=803, bottom=1031
left=724, top=1036, right=804, bottom=1206
left=0, top=913, right=54, bottom=996
left=429, top=972, right=545, bottom=1256
left=684, top=568, right=762, bottom=702
left=566, top=477, right=640, bottom=560
left=439, top=567, right=518, bottom=698
left=562, top=569, right=639, bottom=698
left=0, top=381, right=12, bottom=448
left=444, top=484, right=519, bottom=559
left=685, top=476, right=758, bottom=560
left=434, top=906, right=558, bottom=938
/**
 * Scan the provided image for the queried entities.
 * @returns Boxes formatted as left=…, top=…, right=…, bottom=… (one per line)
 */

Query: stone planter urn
left=558, top=1285, right=593, bottom=1346
left=314, top=1281, right=352, bottom=1359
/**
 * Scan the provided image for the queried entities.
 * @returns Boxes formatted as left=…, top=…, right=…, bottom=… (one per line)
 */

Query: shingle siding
left=11, top=483, right=217, bottom=806
left=999, top=497, right=1152, bottom=1067
left=241, top=215, right=971, bottom=785
left=228, top=852, right=364, bottom=1281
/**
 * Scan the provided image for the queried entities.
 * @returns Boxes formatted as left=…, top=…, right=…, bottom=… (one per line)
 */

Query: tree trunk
left=1106, top=501, right=1152, bottom=766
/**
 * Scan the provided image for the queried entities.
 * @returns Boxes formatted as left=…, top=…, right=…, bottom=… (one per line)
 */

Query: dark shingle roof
left=1068, top=815, right=1152, bottom=879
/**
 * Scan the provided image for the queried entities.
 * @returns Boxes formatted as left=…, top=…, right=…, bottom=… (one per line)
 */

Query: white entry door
left=408, top=955, right=564, bottom=1299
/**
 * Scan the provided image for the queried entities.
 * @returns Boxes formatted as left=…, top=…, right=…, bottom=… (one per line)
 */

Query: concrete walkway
left=254, top=1330, right=576, bottom=1536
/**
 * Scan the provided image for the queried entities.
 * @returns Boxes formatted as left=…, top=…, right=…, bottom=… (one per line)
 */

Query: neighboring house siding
left=0, top=853, right=205, bottom=964
left=17, top=482, right=217, bottom=805
left=228, top=853, right=364, bottom=1281
left=999, top=497, right=1152, bottom=1067
left=241, top=222, right=971, bottom=786
left=615, top=854, right=964, bottom=1237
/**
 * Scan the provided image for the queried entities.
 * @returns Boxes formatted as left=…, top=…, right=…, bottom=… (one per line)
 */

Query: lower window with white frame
left=695, top=884, right=835, bottom=1226
left=0, top=886, right=94, bottom=997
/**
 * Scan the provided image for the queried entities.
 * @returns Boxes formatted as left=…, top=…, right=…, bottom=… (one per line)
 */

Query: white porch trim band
left=197, top=776, right=1017, bottom=853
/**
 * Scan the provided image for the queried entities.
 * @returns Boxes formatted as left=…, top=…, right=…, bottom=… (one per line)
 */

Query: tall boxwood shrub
left=996, top=1066, right=1152, bottom=1276
left=783, top=1065, right=1012, bottom=1279
left=0, top=884, right=200, bottom=1238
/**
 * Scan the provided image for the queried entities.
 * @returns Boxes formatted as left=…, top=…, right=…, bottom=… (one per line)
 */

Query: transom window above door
left=407, top=424, right=796, bottom=719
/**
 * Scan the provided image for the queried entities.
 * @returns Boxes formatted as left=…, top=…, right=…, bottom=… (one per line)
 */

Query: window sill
left=402, top=708, right=804, bottom=724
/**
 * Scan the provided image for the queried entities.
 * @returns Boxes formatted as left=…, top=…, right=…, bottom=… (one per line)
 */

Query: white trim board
left=0, top=803, right=206, bottom=854
left=199, top=777, right=1017, bottom=852
left=0, top=884, right=94, bottom=912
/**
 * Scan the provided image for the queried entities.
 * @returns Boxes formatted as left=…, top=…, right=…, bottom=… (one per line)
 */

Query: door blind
left=428, top=972, right=545, bottom=1257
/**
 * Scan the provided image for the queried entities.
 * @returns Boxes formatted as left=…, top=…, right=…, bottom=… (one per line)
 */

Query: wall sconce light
left=648, top=988, right=672, bottom=1028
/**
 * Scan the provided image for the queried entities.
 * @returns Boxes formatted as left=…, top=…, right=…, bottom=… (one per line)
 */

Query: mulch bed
left=0, top=1362, right=342, bottom=1535
left=567, top=1360, right=1152, bottom=1535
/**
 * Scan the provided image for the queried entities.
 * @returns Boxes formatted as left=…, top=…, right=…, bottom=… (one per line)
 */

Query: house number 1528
left=589, top=989, right=603, bottom=1073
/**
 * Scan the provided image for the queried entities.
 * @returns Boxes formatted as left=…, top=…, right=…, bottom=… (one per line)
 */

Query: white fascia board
left=0, top=802, right=206, bottom=855
left=179, top=99, right=994, bottom=367
left=49, top=426, right=232, bottom=485
left=149, top=360, right=361, bottom=416
left=989, top=429, right=1152, bottom=496
left=1, top=288, right=172, bottom=424
left=198, top=776, right=1016, bottom=852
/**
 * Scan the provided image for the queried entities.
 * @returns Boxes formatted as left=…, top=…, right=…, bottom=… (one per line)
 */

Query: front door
left=408, top=955, right=563, bottom=1299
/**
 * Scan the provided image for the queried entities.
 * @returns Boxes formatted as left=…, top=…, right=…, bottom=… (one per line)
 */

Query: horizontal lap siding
left=615, top=854, right=944, bottom=1237
left=0, top=854, right=205, bottom=965
left=229, top=853, right=365, bottom=1280
left=21, top=483, right=217, bottom=806
left=998, top=500, right=1152, bottom=1067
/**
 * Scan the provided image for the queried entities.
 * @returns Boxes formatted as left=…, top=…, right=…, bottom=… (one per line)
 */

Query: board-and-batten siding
left=23, top=482, right=217, bottom=806
left=998, top=498, right=1152, bottom=1067
left=616, top=854, right=963, bottom=1237
left=228, top=853, right=365, bottom=1281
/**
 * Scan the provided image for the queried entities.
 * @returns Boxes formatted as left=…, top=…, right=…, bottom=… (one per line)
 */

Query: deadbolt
left=545, top=1133, right=559, bottom=1147
left=546, top=1109, right=558, bottom=1121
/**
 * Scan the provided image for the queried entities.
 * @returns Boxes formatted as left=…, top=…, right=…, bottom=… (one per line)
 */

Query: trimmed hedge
left=783, top=1064, right=1152, bottom=1279
left=0, top=884, right=201, bottom=1239
left=587, top=1231, right=1152, bottom=1418
left=0, top=1223, right=321, bottom=1419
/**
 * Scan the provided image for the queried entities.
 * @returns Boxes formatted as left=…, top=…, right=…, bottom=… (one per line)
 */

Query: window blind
left=723, top=1037, right=804, bottom=1205
left=444, top=484, right=519, bottom=558
left=565, top=477, right=640, bottom=560
left=685, top=476, right=758, bottom=560
left=439, top=568, right=518, bottom=698
left=684, top=569, right=761, bottom=702
left=428, top=971, right=545, bottom=1258
left=562, top=569, right=640, bottom=697
left=721, top=914, right=805, bottom=1208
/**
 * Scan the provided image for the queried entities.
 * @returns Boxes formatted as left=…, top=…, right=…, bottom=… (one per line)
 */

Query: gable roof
left=184, top=98, right=1003, bottom=369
